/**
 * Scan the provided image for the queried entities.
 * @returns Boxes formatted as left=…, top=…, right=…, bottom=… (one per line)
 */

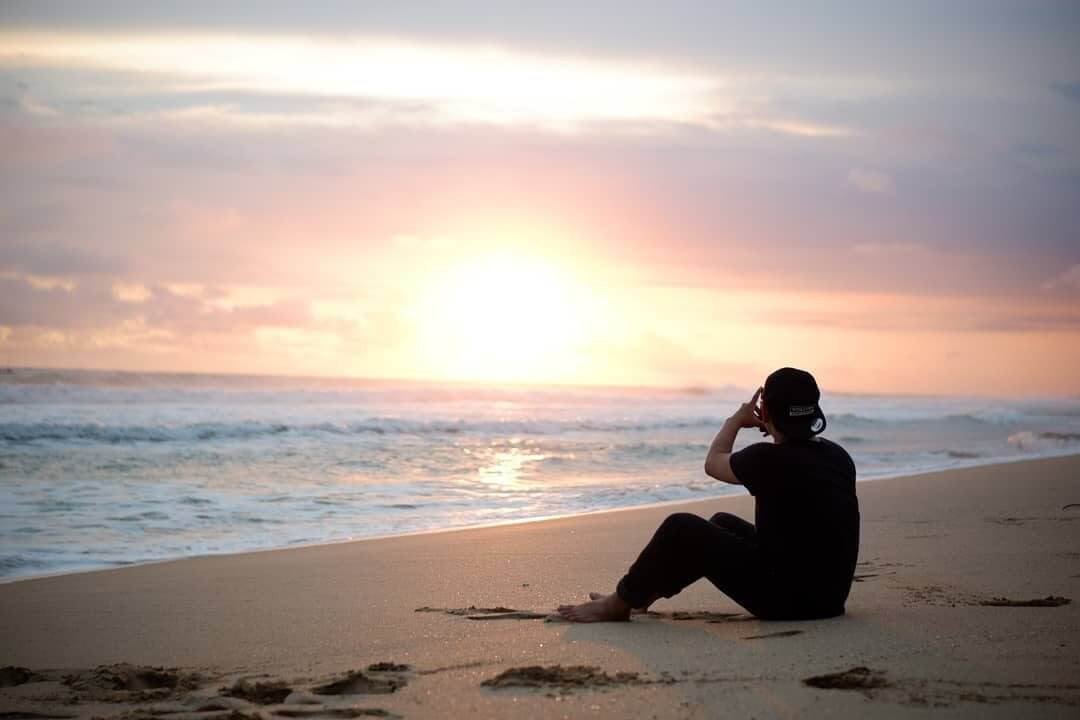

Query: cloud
left=706, top=113, right=853, bottom=138
left=847, top=168, right=895, bottom=194
left=0, top=237, right=130, bottom=278
left=1, top=269, right=76, bottom=291
left=0, top=266, right=415, bottom=378
left=1042, top=263, right=1080, bottom=291
left=112, top=282, right=151, bottom=303
left=0, top=272, right=314, bottom=333
left=0, top=31, right=720, bottom=131
left=0, top=31, right=871, bottom=139
left=747, top=292, right=1080, bottom=333
left=1051, top=82, right=1080, bottom=103
left=851, top=242, right=923, bottom=255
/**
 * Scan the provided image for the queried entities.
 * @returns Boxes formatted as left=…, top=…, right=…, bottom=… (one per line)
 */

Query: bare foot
left=557, top=593, right=631, bottom=623
left=590, top=591, right=660, bottom=613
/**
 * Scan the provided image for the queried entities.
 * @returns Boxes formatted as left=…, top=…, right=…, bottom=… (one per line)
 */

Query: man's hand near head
left=704, top=387, right=766, bottom=485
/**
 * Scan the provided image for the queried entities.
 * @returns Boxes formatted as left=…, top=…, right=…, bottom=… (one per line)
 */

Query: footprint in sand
left=803, top=666, right=1080, bottom=707
left=57, top=663, right=202, bottom=703
left=312, top=664, right=412, bottom=696
left=481, top=665, right=645, bottom=691
left=63, top=663, right=199, bottom=694
left=901, top=584, right=1072, bottom=608
left=1, top=665, right=218, bottom=719
left=0, top=664, right=407, bottom=720
left=0, top=666, right=41, bottom=687
left=900, top=584, right=979, bottom=607
left=223, top=678, right=294, bottom=704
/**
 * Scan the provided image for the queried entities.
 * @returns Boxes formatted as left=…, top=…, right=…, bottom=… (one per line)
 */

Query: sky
left=1, top=1, right=1078, bottom=395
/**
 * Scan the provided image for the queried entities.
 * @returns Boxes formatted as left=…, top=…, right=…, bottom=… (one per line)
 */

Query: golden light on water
left=477, top=448, right=546, bottom=488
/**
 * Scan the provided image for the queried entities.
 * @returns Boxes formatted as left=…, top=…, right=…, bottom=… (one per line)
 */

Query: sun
left=412, top=252, right=590, bottom=384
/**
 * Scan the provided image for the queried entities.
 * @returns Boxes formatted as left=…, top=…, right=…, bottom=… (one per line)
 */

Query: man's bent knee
left=710, top=511, right=739, bottom=526
left=658, top=512, right=699, bottom=536
left=661, top=512, right=698, bottom=527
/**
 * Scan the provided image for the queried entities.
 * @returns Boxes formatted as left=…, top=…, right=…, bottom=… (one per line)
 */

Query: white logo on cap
left=789, top=405, right=816, bottom=417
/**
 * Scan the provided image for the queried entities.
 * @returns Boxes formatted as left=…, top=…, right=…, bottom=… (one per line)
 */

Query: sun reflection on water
left=477, top=448, right=546, bottom=487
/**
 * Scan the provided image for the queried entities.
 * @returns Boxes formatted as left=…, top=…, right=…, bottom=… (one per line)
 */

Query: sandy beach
left=2, top=454, right=1078, bottom=718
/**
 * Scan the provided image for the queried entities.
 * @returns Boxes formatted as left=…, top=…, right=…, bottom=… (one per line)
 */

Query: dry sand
left=2, top=454, right=1079, bottom=718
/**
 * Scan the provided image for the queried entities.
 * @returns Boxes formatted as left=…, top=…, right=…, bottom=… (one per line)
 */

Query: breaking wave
left=0, top=416, right=731, bottom=444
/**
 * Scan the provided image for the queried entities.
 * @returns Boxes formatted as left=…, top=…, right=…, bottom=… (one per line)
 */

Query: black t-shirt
left=729, top=437, right=859, bottom=611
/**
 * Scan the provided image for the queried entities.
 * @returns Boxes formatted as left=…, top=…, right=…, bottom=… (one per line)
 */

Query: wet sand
left=2, top=454, right=1079, bottom=718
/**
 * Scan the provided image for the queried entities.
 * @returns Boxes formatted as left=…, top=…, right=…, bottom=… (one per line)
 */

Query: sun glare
left=412, top=253, right=591, bottom=383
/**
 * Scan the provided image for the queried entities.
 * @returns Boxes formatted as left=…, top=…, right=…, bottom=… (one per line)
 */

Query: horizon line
left=1, top=363, right=1073, bottom=402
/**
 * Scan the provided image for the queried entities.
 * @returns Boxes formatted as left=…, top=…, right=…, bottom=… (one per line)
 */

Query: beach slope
left=2, top=455, right=1079, bottom=718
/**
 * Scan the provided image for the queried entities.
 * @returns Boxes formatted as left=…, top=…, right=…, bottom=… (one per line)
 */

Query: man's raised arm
left=704, top=388, right=764, bottom=485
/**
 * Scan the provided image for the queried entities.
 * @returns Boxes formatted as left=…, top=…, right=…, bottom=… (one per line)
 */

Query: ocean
left=2, top=367, right=1078, bottom=581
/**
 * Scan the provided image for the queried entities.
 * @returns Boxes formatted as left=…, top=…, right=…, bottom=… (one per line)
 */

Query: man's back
left=730, top=437, right=859, bottom=615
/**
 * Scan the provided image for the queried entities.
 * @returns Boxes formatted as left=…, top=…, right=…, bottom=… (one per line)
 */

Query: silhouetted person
left=557, top=367, right=859, bottom=622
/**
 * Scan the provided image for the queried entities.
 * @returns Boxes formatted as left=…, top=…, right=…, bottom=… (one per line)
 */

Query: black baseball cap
left=762, top=367, right=827, bottom=439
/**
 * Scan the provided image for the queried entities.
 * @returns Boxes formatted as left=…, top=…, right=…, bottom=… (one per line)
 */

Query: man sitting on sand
left=558, top=367, right=859, bottom=622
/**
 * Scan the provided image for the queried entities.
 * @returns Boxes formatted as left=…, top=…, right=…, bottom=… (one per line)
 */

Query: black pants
left=615, top=511, right=838, bottom=620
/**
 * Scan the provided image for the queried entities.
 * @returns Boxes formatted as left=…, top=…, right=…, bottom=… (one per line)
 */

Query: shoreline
left=5, top=449, right=1078, bottom=588
left=2, top=453, right=1078, bottom=717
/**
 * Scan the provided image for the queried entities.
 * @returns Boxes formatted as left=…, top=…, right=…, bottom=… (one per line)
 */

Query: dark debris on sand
left=481, top=665, right=643, bottom=690
left=978, top=595, right=1071, bottom=607
left=94, top=712, right=259, bottom=720
left=274, top=708, right=401, bottom=718
left=415, top=605, right=513, bottom=615
left=669, top=610, right=745, bottom=623
left=743, top=630, right=804, bottom=640
left=222, top=678, right=293, bottom=705
left=209, top=712, right=263, bottom=720
left=218, top=712, right=262, bottom=720
left=415, top=605, right=547, bottom=620
left=804, top=667, right=891, bottom=691
left=467, top=611, right=548, bottom=620
left=366, top=663, right=410, bottom=673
